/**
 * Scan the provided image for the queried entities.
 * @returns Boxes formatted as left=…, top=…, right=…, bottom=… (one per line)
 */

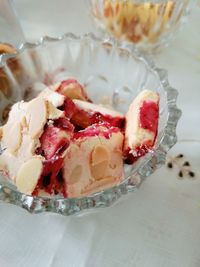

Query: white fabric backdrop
left=0, top=1, right=199, bottom=266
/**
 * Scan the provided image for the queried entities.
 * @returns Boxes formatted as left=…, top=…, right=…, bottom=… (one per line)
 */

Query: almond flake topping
left=16, top=157, right=43, bottom=194
left=26, top=97, right=47, bottom=138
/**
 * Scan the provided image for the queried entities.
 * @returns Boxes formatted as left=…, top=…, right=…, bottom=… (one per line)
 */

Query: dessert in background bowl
left=0, top=34, right=181, bottom=216
left=0, top=43, right=27, bottom=123
left=89, top=0, right=192, bottom=52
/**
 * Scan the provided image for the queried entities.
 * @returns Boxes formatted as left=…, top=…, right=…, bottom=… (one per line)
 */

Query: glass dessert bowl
left=0, top=34, right=181, bottom=216
left=89, top=0, right=192, bottom=53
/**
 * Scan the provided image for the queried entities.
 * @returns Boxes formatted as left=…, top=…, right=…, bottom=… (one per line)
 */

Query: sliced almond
left=21, top=116, right=28, bottom=128
left=39, top=87, right=65, bottom=107
left=26, top=97, right=47, bottom=138
left=68, top=165, right=83, bottom=185
left=2, top=122, right=22, bottom=153
left=82, top=176, right=117, bottom=195
left=8, top=101, right=27, bottom=124
left=91, top=144, right=110, bottom=166
left=90, top=160, right=109, bottom=181
left=60, top=84, right=85, bottom=100
left=90, top=144, right=110, bottom=180
left=16, top=157, right=43, bottom=194
left=47, top=101, right=64, bottom=120
left=18, top=134, right=40, bottom=159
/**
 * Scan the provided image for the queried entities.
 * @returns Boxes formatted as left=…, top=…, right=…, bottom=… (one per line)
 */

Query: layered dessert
left=0, top=43, right=20, bottom=98
left=0, top=43, right=16, bottom=55
left=0, top=43, right=24, bottom=124
left=0, top=78, right=159, bottom=197
left=92, top=0, right=188, bottom=44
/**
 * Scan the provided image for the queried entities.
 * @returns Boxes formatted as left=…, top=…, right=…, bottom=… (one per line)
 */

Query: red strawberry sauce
left=124, top=141, right=153, bottom=164
left=73, top=123, right=120, bottom=140
left=139, top=100, right=159, bottom=133
left=33, top=157, right=67, bottom=197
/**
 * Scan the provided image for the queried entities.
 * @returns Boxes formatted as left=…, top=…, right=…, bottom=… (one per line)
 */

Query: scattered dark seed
left=183, top=161, right=190, bottom=167
left=167, top=162, right=173, bottom=168
left=189, top=171, right=195, bottom=178
left=178, top=171, right=183, bottom=178
left=176, top=154, right=184, bottom=158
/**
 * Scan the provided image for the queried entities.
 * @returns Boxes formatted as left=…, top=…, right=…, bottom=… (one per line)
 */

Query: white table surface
left=0, top=1, right=200, bottom=266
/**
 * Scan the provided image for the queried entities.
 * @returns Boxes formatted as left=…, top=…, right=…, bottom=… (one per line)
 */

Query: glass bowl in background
left=89, top=0, right=192, bottom=53
left=0, top=34, right=181, bottom=216
left=0, top=0, right=25, bottom=48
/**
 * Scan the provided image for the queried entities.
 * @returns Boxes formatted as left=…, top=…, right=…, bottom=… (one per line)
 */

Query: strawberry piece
left=70, top=100, right=125, bottom=130
left=71, top=110, right=124, bottom=130
left=71, top=108, right=91, bottom=129
left=63, top=97, right=77, bottom=119
left=33, top=157, right=67, bottom=197
left=40, top=125, right=71, bottom=160
left=54, top=117, right=74, bottom=132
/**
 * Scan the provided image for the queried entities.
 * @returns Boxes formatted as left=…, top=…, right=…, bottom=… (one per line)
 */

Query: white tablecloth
left=0, top=1, right=200, bottom=266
